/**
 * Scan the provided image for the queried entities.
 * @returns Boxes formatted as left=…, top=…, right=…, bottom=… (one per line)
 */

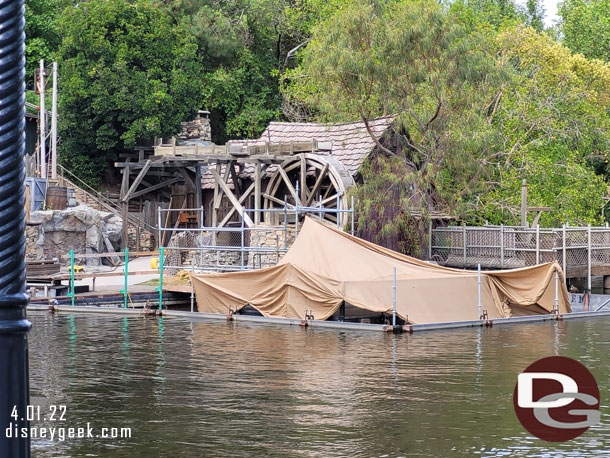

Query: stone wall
left=247, top=227, right=296, bottom=268
left=26, top=206, right=122, bottom=266
left=178, top=111, right=211, bottom=141
left=127, top=225, right=155, bottom=251
left=162, top=226, right=297, bottom=272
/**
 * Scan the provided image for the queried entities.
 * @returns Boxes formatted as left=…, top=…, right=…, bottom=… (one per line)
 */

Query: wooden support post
left=161, top=197, right=173, bottom=246
left=122, top=159, right=152, bottom=202
left=212, top=163, right=220, bottom=229
left=120, top=165, right=130, bottom=199
left=229, top=163, right=241, bottom=198
left=122, top=202, right=128, bottom=249
left=177, top=167, right=196, bottom=192
left=213, top=163, right=231, bottom=211
left=195, top=164, right=202, bottom=224
left=254, top=163, right=261, bottom=225
left=136, top=199, right=141, bottom=252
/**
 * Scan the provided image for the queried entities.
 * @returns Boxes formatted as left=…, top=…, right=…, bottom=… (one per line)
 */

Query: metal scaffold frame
left=157, top=194, right=356, bottom=274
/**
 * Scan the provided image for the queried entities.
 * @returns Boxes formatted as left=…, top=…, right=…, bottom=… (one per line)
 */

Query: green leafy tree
left=479, top=25, right=610, bottom=226
left=158, top=0, right=290, bottom=143
left=57, top=0, right=204, bottom=185
left=526, top=0, right=545, bottom=31
left=451, top=0, right=524, bottom=29
left=25, top=0, right=72, bottom=81
left=285, top=0, right=508, bottom=250
left=559, top=0, right=610, bottom=62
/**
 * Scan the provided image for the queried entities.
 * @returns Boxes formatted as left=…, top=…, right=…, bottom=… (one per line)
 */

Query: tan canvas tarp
left=192, top=217, right=571, bottom=324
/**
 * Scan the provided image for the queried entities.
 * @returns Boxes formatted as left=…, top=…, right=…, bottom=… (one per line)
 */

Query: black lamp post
left=0, top=0, right=31, bottom=457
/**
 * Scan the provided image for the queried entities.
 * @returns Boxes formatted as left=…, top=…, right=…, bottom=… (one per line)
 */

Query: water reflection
left=27, top=313, right=610, bottom=457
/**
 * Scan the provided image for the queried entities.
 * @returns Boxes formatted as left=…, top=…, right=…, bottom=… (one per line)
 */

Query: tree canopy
left=559, top=0, right=610, bottom=62
left=283, top=0, right=610, bottom=250
left=23, top=0, right=610, bottom=251
left=25, top=0, right=71, bottom=81
left=57, top=0, right=204, bottom=185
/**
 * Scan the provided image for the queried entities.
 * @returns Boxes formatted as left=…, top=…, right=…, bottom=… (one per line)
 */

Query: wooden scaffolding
left=114, top=140, right=354, bottom=249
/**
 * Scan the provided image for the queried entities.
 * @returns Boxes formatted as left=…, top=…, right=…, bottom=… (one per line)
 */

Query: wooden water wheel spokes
left=263, top=153, right=354, bottom=226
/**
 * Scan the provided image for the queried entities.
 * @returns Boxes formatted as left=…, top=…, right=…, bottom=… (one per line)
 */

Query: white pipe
left=554, top=269, right=559, bottom=313
left=562, top=224, right=566, bottom=276
left=428, top=220, right=432, bottom=259
left=39, top=59, right=46, bottom=178
left=500, top=224, right=504, bottom=268
left=319, top=195, right=322, bottom=220
left=392, top=267, right=397, bottom=326
left=157, top=207, right=162, bottom=249
left=536, top=224, right=540, bottom=265
left=587, top=224, right=591, bottom=294
left=351, top=195, right=354, bottom=235
left=295, top=181, right=299, bottom=234
left=240, top=212, right=244, bottom=270
left=51, top=61, right=58, bottom=179
left=191, top=262, right=195, bottom=313
left=478, top=263, right=482, bottom=319
left=336, top=192, right=340, bottom=228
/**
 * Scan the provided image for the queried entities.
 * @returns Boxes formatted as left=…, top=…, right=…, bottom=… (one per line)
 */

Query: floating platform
left=30, top=290, right=190, bottom=309
left=26, top=303, right=610, bottom=334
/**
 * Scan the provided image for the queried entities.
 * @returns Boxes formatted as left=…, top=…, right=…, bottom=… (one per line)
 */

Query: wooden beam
left=165, top=198, right=187, bottom=246
left=211, top=164, right=220, bottom=230
left=177, top=167, right=196, bottom=192
left=120, top=164, right=130, bottom=199
left=254, top=163, right=261, bottom=225
left=161, top=197, right=173, bottom=246
left=229, top=162, right=241, bottom=198
left=315, top=192, right=342, bottom=208
left=304, top=163, right=329, bottom=207
left=143, top=171, right=180, bottom=178
left=129, top=177, right=181, bottom=200
left=114, top=153, right=301, bottom=168
left=300, top=154, right=307, bottom=204
left=278, top=166, right=298, bottom=203
left=213, top=163, right=232, bottom=210
left=121, top=160, right=152, bottom=202
left=263, top=193, right=296, bottom=208
left=218, top=182, right=256, bottom=228
left=122, top=202, right=128, bottom=249
left=195, top=165, right=202, bottom=220
left=213, top=170, right=254, bottom=227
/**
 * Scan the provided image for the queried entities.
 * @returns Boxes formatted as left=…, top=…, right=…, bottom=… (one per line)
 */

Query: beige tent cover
left=192, top=217, right=571, bottom=324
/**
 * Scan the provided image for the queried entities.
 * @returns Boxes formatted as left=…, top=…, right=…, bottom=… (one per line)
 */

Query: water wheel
left=263, top=153, right=354, bottom=226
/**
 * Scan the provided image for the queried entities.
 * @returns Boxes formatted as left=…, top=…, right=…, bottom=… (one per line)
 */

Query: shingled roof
left=201, top=115, right=396, bottom=189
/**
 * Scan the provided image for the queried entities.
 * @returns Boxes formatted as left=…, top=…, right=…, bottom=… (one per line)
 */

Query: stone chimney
left=178, top=110, right=211, bottom=141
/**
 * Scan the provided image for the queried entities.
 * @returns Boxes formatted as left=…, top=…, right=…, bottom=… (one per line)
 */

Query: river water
left=27, top=312, right=610, bottom=457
